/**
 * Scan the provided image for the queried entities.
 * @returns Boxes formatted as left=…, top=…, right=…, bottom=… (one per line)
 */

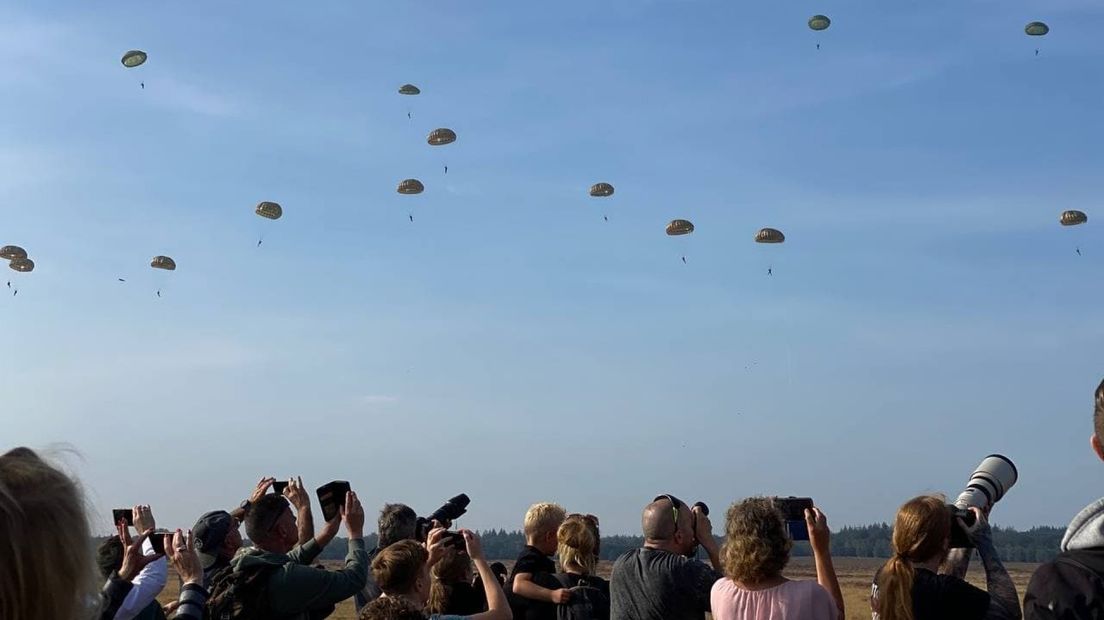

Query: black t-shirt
left=442, top=581, right=486, bottom=615
left=556, top=573, right=610, bottom=620
left=508, top=545, right=559, bottom=620
left=609, top=547, right=720, bottom=620
left=872, top=567, right=989, bottom=620
left=912, top=568, right=989, bottom=619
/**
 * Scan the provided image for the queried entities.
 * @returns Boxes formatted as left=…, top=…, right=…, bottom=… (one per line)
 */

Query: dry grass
left=158, top=556, right=1039, bottom=620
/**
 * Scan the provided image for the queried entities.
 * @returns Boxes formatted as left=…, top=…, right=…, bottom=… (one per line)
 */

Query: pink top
left=710, top=577, right=839, bottom=620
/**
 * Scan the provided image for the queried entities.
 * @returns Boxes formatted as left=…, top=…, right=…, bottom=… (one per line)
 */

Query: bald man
left=609, top=495, right=722, bottom=620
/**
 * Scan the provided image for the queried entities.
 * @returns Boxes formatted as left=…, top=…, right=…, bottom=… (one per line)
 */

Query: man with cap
left=193, top=476, right=317, bottom=587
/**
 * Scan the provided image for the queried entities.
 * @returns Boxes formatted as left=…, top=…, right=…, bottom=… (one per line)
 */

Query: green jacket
left=230, top=537, right=368, bottom=620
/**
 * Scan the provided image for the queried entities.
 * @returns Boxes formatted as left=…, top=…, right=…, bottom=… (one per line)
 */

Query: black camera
left=416, top=494, right=470, bottom=540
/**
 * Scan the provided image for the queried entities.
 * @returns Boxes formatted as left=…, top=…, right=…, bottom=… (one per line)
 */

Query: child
left=509, top=502, right=570, bottom=619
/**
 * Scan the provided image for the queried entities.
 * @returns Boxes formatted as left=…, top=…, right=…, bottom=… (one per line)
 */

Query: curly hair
left=720, top=497, right=792, bottom=584
left=358, top=595, right=426, bottom=620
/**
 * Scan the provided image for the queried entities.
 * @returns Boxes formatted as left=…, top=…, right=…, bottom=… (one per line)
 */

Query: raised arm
left=807, top=508, right=845, bottom=619
left=463, top=530, right=513, bottom=620
left=284, top=476, right=315, bottom=547
left=964, top=509, right=1020, bottom=620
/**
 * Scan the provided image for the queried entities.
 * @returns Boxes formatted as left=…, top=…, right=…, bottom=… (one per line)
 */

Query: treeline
left=314, top=524, right=1066, bottom=563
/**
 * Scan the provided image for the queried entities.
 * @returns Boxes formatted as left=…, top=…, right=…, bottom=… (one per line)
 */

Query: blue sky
left=2, top=0, right=1103, bottom=536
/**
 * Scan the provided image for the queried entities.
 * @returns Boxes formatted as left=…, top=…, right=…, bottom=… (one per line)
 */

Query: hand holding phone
left=272, top=480, right=289, bottom=495
left=775, top=497, right=814, bottom=541
left=113, top=509, right=135, bottom=527
left=316, top=481, right=351, bottom=522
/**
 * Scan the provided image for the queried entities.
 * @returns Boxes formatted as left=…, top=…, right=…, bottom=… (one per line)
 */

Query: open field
left=158, top=556, right=1039, bottom=620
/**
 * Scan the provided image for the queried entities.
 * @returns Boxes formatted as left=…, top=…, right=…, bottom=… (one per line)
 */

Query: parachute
left=150, top=256, right=177, bottom=271
left=397, top=179, right=425, bottom=195
left=755, top=228, right=785, bottom=244
left=399, top=84, right=421, bottom=95
left=1025, top=22, right=1049, bottom=36
left=1060, top=210, right=1087, bottom=226
left=0, top=245, right=28, bottom=261
left=808, top=15, right=831, bottom=31
left=589, top=183, right=615, bottom=198
left=427, top=128, right=457, bottom=146
left=8, top=258, right=33, bottom=273
left=666, top=220, right=694, bottom=236
left=255, top=201, right=283, bottom=220
left=121, top=50, right=147, bottom=68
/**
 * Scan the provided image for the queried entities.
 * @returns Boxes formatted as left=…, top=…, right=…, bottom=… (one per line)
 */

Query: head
left=358, top=595, right=427, bottom=620
left=245, top=494, right=297, bottom=553
left=524, top=502, right=567, bottom=554
left=0, top=447, right=100, bottom=620
left=426, top=546, right=472, bottom=615
left=642, top=494, right=696, bottom=556
left=373, top=540, right=432, bottom=606
left=875, top=495, right=953, bottom=620
left=379, top=503, right=419, bottom=547
left=194, top=510, right=243, bottom=569
left=1092, top=378, right=1104, bottom=462
left=96, top=537, right=125, bottom=579
left=490, top=561, right=508, bottom=585
left=720, top=498, right=792, bottom=585
left=558, top=514, right=599, bottom=576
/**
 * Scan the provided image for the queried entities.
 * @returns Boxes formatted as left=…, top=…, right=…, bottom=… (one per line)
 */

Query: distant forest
left=314, top=524, right=1066, bottom=563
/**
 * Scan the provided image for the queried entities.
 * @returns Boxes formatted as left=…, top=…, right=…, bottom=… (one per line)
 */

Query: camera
left=948, top=454, right=1018, bottom=548
left=416, top=494, right=470, bottom=540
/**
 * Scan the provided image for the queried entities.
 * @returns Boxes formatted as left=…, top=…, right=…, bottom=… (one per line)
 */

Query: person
left=97, top=505, right=169, bottom=620
left=553, top=513, right=610, bottom=620
left=356, top=503, right=422, bottom=611
left=870, top=495, right=1021, bottom=620
left=228, top=489, right=367, bottom=618
left=427, top=546, right=486, bottom=616
left=0, top=446, right=103, bottom=620
left=362, top=529, right=512, bottom=620
left=710, top=497, right=843, bottom=620
left=610, top=494, right=721, bottom=620
left=195, top=476, right=315, bottom=587
left=509, top=502, right=570, bottom=620
left=1024, top=378, right=1104, bottom=618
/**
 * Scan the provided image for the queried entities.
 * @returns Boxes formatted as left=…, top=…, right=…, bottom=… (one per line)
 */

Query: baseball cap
left=193, top=510, right=234, bottom=569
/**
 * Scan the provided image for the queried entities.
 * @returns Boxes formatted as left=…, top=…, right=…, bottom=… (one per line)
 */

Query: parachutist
left=816, top=43, right=820, bottom=50
left=767, top=268, right=772, bottom=276
left=409, top=214, right=414, bottom=222
left=1035, top=49, right=1040, bottom=56
left=604, top=216, right=608, bottom=222
left=681, top=256, right=687, bottom=264
left=257, top=239, right=263, bottom=247
left=118, top=278, right=126, bottom=282
left=407, top=112, right=411, bottom=120
left=140, top=82, right=145, bottom=89
left=12, top=290, right=16, bottom=297
left=1076, top=247, right=1082, bottom=256
left=156, top=290, right=161, bottom=298
left=444, top=165, right=448, bottom=174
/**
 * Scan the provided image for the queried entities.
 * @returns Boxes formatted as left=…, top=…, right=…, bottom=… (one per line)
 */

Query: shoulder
left=1025, top=549, right=1104, bottom=613
left=788, top=579, right=835, bottom=604
left=915, top=570, right=988, bottom=607
left=711, top=577, right=737, bottom=596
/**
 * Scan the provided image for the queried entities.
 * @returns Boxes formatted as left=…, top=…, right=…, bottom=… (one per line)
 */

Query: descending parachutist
left=817, top=43, right=820, bottom=50
left=12, top=290, right=17, bottom=297
left=604, top=215, right=608, bottom=222
left=409, top=214, right=414, bottom=223
left=1076, top=247, right=1082, bottom=256
left=407, top=112, right=411, bottom=120
left=140, top=82, right=145, bottom=89
left=681, top=256, right=687, bottom=264
left=118, top=278, right=126, bottom=282
left=156, top=290, right=161, bottom=298
left=257, top=239, right=263, bottom=248
left=444, top=165, right=448, bottom=174
left=767, top=267, right=772, bottom=276
left=1035, top=49, right=1040, bottom=56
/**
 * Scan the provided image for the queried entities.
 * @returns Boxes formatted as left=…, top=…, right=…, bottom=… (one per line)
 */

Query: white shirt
left=114, top=538, right=168, bottom=620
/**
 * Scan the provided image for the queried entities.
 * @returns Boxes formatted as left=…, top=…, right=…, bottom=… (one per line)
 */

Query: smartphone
left=149, top=529, right=170, bottom=555
left=440, top=531, right=466, bottom=550
left=316, top=481, right=351, bottom=522
left=272, top=480, right=289, bottom=495
left=775, top=497, right=814, bottom=541
left=112, top=509, right=134, bottom=527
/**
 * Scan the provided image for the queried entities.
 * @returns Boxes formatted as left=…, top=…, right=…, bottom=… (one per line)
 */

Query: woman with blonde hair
left=871, top=495, right=1020, bottom=620
left=0, top=446, right=102, bottom=620
left=553, top=513, right=609, bottom=619
left=426, top=545, right=485, bottom=616
left=711, top=497, right=844, bottom=619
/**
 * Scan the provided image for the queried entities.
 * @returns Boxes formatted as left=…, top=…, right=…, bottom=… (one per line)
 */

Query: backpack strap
left=1056, top=549, right=1104, bottom=589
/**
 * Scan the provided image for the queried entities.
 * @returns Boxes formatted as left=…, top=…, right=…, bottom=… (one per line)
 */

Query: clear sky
left=1, top=0, right=1102, bottom=537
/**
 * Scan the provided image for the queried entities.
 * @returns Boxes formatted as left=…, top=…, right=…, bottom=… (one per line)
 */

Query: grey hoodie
left=1060, top=497, right=1104, bottom=552
left=230, top=537, right=368, bottom=620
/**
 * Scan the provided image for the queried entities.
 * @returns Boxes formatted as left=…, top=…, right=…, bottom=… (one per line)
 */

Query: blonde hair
left=557, top=516, right=598, bottom=576
left=875, top=495, right=952, bottom=620
left=0, top=447, right=100, bottom=620
left=524, top=502, right=566, bottom=538
left=720, top=497, right=792, bottom=584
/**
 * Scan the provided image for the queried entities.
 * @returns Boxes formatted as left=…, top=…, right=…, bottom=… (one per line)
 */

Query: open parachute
left=397, top=179, right=425, bottom=195
left=1060, top=210, right=1087, bottom=226
left=8, top=258, right=33, bottom=273
left=398, top=84, right=421, bottom=95
left=755, top=228, right=786, bottom=244
left=808, top=15, right=831, bottom=31
left=589, top=183, right=615, bottom=197
left=427, top=128, right=457, bottom=146
left=121, top=50, right=147, bottom=68
left=666, top=220, right=694, bottom=236
left=1025, top=21, right=1050, bottom=36
left=150, top=256, right=177, bottom=271
left=0, top=245, right=28, bottom=261
left=255, top=201, right=283, bottom=220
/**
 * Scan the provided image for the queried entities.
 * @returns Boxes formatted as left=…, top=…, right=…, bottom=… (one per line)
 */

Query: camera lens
left=955, top=454, right=1018, bottom=511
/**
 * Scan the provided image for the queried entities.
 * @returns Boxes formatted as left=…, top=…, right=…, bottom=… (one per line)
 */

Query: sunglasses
left=653, top=494, right=684, bottom=535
